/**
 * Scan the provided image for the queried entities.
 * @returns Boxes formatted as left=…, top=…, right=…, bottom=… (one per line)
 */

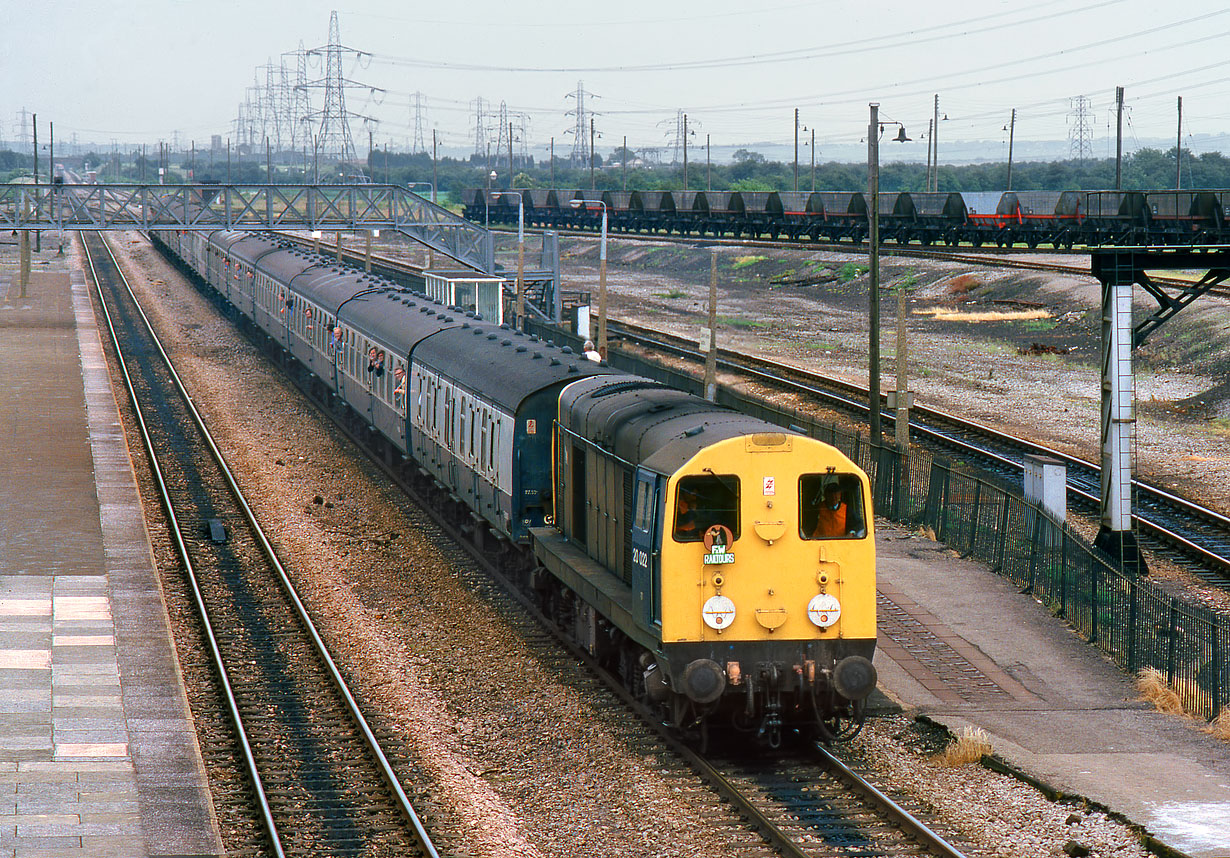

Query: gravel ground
left=103, top=235, right=750, bottom=858
left=847, top=717, right=1152, bottom=858
left=98, top=232, right=1176, bottom=857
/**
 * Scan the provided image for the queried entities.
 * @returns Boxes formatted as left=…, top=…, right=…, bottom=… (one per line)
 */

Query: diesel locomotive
left=152, top=228, right=879, bottom=746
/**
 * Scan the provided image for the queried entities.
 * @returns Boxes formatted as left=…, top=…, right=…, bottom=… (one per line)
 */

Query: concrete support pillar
left=19, top=197, right=30, bottom=298
left=19, top=229, right=30, bottom=298
left=1095, top=278, right=1145, bottom=573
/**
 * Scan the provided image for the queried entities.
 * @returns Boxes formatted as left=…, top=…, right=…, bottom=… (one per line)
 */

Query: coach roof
left=413, top=325, right=616, bottom=413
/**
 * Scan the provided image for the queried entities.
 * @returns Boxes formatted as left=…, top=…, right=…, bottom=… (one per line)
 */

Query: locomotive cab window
left=672, top=474, right=739, bottom=542
left=799, top=473, right=866, bottom=540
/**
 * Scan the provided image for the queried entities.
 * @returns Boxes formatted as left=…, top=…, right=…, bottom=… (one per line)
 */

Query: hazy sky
left=5, top=0, right=1229, bottom=162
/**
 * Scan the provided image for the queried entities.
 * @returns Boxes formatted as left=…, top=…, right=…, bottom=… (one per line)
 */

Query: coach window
left=487, top=415, right=496, bottom=472
left=480, top=410, right=490, bottom=472
left=672, top=474, right=739, bottom=543
left=468, top=404, right=477, bottom=462
left=799, top=474, right=866, bottom=540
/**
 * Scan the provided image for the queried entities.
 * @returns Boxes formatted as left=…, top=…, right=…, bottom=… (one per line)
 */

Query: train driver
left=674, top=486, right=703, bottom=540
left=812, top=483, right=849, bottom=538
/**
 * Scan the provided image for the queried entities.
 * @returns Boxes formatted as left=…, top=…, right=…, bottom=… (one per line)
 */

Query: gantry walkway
left=0, top=182, right=495, bottom=274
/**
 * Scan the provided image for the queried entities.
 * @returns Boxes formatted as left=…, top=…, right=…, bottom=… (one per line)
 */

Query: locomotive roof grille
left=589, top=380, right=668, bottom=399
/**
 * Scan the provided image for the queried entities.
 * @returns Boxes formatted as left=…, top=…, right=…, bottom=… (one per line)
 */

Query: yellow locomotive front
left=544, top=375, right=876, bottom=747
left=649, top=431, right=877, bottom=745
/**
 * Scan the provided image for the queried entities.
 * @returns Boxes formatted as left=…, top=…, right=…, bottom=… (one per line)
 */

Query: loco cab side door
left=631, top=467, right=663, bottom=629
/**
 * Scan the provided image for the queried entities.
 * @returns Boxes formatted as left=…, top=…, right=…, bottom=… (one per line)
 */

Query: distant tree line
left=2, top=145, right=1226, bottom=204
left=361, top=146, right=1230, bottom=203
left=457, top=146, right=1229, bottom=197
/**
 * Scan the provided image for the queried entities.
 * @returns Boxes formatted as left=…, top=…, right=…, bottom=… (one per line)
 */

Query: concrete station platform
left=873, top=522, right=1230, bottom=858
left=0, top=243, right=221, bottom=857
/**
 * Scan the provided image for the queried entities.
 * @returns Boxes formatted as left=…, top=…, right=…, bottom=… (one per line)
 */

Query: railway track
left=153, top=233, right=977, bottom=856
left=604, top=318, right=1230, bottom=587
left=82, top=231, right=440, bottom=858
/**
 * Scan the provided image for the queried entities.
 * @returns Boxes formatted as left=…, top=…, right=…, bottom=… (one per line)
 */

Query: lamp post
left=1005, top=109, right=1016, bottom=191
left=810, top=127, right=816, bottom=192
left=867, top=104, right=910, bottom=443
left=570, top=198, right=608, bottom=359
left=485, top=170, right=496, bottom=228
left=794, top=107, right=799, bottom=192
left=495, top=190, right=525, bottom=330
left=682, top=114, right=689, bottom=192
left=407, top=182, right=438, bottom=269
left=406, top=181, right=435, bottom=201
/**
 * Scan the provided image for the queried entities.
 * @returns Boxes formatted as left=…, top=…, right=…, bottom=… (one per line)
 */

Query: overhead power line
left=370, top=0, right=1142, bottom=74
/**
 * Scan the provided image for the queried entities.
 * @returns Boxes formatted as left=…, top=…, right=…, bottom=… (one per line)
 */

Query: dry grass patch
left=936, top=726, right=992, bottom=766
left=946, top=273, right=981, bottom=294
left=917, top=306, right=1052, bottom=324
left=1209, top=711, right=1230, bottom=742
left=1136, top=667, right=1188, bottom=715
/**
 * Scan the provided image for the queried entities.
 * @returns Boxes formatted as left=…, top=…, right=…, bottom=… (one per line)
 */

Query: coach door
left=630, top=467, right=663, bottom=628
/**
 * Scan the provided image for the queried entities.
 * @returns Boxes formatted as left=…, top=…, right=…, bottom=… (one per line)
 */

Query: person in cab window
left=812, top=484, right=849, bottom=538
left=675, top=487, right=702, bottom=540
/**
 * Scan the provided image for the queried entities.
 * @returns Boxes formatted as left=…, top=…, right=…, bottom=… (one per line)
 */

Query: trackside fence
left=532, top=321, right=1229, bottom=721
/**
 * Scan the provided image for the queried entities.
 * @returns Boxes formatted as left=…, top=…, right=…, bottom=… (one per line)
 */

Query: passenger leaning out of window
left=393, top=366, right=406, bottom=405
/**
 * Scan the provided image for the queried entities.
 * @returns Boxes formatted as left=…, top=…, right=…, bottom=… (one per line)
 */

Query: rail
left=82, top=232, right=440, bottom=857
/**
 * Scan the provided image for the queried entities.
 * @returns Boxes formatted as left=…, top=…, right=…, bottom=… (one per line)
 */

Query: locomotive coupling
left=833, top=655, right=877, bottom=700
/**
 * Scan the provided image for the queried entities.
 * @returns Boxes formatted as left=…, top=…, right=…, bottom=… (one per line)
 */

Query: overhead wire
left=369, top=0, right=1127, bottom=74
